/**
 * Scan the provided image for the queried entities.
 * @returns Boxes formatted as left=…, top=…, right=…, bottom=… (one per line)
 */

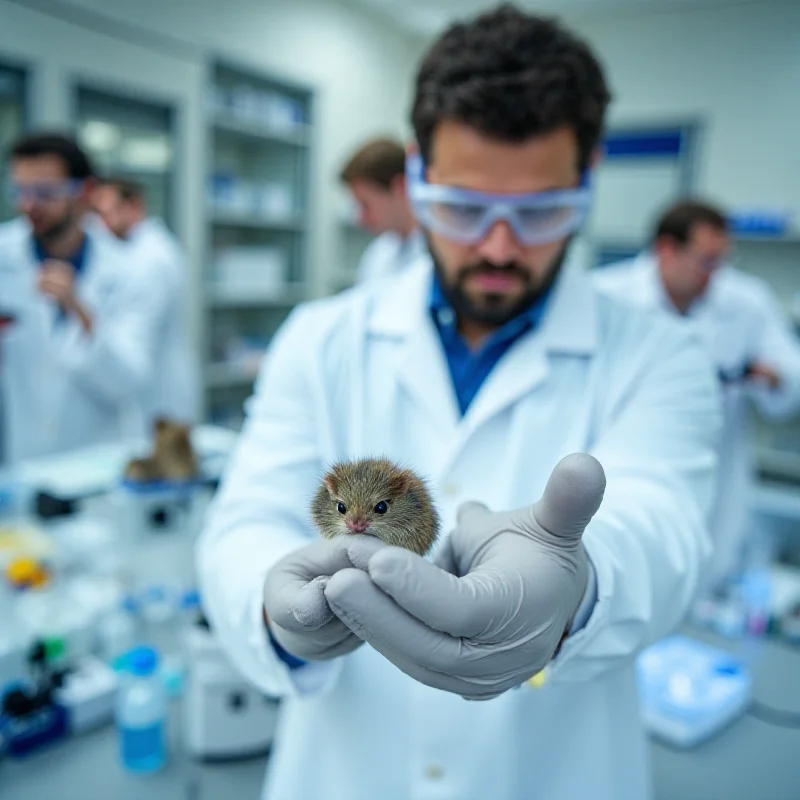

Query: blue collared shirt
left=32, top=233, right=90, bottom=275
left=32, top=234, right=90, bottom=324
left=429, top=273, right=550, bottom=415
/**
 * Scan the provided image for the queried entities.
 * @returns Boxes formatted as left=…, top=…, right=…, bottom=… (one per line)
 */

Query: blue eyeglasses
left=406, top=153, right=592, bottom=247
left=7, top=180, right=85, bottom=205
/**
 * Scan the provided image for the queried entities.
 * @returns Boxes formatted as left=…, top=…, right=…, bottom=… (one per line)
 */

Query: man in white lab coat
left=339, top=137, right=426, bottom=285
left=198, top=8, right=721, bottom=800
left=595, top=200, right=800, bottom=592
left=0, top=133, right=165, bottom=464
left=92, top=177, right=198, bottom=426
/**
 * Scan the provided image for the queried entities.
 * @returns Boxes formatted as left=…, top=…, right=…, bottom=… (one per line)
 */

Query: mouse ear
left=323, top=475, right=339, bottom=496
left=388, top=471, right=412, bottom=496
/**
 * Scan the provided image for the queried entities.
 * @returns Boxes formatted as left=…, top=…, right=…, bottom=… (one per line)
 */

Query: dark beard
left=427, top=235, right=572, bottom=328
left=37, top=206, right=81, bottom=249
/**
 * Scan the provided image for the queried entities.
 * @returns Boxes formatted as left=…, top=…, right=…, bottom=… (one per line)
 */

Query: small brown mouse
left=124, top=417, right=198, bottom=484
left=311, top=457, right=440, bottom=556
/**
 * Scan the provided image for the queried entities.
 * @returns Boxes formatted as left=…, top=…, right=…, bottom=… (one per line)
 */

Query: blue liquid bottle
left=116, top=646, right=166, bottom=773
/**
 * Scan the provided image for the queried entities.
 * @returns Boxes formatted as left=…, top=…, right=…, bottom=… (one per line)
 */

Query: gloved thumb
left=290, top=576, right=335, bottom=628
left=533, top=453, right=605, bottom=543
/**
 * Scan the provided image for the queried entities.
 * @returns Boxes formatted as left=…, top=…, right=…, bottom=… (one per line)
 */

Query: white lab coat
left=0, top=217, right=164, bottom=464
left=594, top=253, right=800, bottom=587
left=198, top=248, right=722, bottom=800
left=122, top=218, right=198, bottom=425
left=356, top=227, right=427, bottom=285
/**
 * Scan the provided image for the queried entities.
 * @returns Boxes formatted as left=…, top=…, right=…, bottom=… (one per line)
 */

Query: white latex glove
left=324, top=453, right=606, bottom=700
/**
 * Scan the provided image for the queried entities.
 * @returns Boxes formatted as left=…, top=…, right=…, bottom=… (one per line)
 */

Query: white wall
left=569, top=0, right=800, bottom=227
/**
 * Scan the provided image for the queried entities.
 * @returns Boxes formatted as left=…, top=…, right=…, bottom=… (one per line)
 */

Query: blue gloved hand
left=324, top=453, right=606, bottom=700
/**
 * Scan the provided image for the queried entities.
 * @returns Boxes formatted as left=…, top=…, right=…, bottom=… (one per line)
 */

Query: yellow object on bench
left=527, top=669, right=547, bottom=689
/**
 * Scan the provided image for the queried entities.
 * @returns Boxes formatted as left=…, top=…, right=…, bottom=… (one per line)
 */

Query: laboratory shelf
left=734, top=234, right=800, bottom=245
left=209, top=210, right=306, bottom=231
left=205, top=283, right=309, bottom=308
left=211, top=114, right=310, bottom=147
left=201, top=58, right=314, bottom=423
left=204, top=362, right=260, bottom=390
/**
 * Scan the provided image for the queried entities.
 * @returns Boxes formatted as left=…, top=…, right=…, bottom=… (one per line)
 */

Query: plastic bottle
left=139, top=585, right=176, bottom=655
left=116, top=646, right=167, bottom=773
left=98, top=596, right=140, bottom=669
left=160, top=590, right=202, bottom=699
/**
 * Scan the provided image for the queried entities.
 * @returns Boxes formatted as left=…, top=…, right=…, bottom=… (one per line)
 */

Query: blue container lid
left=126, top=646, right=159, bottom=677
left=121, top=594, right=139, bottom=614
left=143, top=586, right=168, bottom=603
left=180, top=590, right=201, bottom=610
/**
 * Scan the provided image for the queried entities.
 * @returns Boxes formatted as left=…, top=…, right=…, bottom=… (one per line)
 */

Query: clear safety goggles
left=7, top=180, right=85, bottom=205
left=406, top=153, right=592, bottom=247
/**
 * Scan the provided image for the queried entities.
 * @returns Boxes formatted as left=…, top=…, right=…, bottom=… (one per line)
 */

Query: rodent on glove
left=311, top=457, right=440, bottom=556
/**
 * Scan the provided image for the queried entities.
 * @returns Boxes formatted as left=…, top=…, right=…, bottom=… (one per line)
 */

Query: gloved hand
left=324, top=453, right=606, bottom=700
left=263, top=538, right=373, bottom=662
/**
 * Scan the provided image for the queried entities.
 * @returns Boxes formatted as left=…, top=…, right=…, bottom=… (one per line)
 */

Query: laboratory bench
left=652, top=626, right=800, bottom=800
left=2, top=624, right=799, bottom=800
left=1, top=462, right=799, bottom=800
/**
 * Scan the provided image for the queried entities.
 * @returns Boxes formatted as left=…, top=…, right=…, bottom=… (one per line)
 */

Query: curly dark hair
left=411, top=4, right=612, bottom=171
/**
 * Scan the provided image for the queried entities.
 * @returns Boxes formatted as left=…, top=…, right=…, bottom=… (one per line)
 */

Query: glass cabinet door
left=75, top=85, right=175, bottom=229
left=0, top=64, right=28, bottom=223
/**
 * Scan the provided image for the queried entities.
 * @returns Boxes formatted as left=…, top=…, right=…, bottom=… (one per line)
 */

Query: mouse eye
left=374, top=501, right=388, bottom=515
left=337, top=502, right=347, bottom=514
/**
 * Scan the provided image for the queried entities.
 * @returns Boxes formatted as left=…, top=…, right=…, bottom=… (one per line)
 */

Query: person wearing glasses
left=338, top=137, right=426, bottom=286
left=595, top=200, right=800, bottom=594
left=0, top=133, right=163, bottom=463
left=198, top=7, right=721, bottom=800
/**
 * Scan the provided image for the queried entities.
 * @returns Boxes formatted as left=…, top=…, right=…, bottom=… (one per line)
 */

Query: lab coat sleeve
left=548, top=323, right=722, bottom=682
left=747, top=284, right=800, bottom=419
left=54, top=265, right=165, bottom=406
left=196, top=306, right=341, bottom=698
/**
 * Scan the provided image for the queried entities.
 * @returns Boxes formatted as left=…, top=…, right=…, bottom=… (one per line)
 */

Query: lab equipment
left=13, top=582, right=96, bottom=664
left=0, top=640, right=71, bottom=758
left=406, top=152, right=591, bottom=246
left=115, top=646, right=167, bottom=774
left=161, top=589, right=203, bottom=698
left=183, top=619, right=278, bottom=761
left=636, top=635, right=752, bottom=748
left=114, top=480, right=198, bottom=539
left=55, top=655, right=118, bottom=734
left=208, top=85, right=305, bottom=133
left=727, top=209, right=792, bottom=237
left=97, top=596, right=141, bottom=666
left=212, top=246, right=289, bottom=295
left=0, top=578, right=28, bottom=689
left=0, top=685, right=68, bottom=758
left=6, top=180, right=85, bottom=205
left=208, top=175, right=294, bottom=222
